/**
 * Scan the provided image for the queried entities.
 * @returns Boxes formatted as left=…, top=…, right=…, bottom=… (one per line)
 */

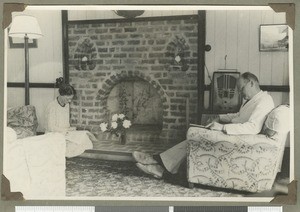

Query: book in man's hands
left=189, top=123, right=213, bottom=129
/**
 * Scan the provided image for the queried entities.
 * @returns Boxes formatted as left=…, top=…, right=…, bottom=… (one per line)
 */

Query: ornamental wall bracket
left=165, top=35, right=190, bottom=72
left=74, top=37, right=97, bottom=71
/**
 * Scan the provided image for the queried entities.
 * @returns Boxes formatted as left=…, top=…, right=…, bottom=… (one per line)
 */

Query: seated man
left=133, top=72, right=275, bottom=179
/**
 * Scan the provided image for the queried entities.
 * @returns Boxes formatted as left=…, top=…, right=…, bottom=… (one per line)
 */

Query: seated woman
left=45, top=83, right=96, bottom=158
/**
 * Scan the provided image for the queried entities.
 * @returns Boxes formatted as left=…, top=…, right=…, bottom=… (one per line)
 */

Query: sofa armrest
left=187, top=127, right=284, bottom=193
left=21, top=133, right=66, bottom=198
left=4, top=133, right=66, bottom=198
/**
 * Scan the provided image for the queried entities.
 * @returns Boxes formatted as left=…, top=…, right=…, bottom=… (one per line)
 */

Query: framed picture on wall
left=259, top=24, right=288, bottom=52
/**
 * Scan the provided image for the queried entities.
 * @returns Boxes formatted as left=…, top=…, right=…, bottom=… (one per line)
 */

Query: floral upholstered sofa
left=7, top=105, right=38, bottom=139
left=4, top=105, right=66, bottom=199
left=187, top=105, right=290, bottom=193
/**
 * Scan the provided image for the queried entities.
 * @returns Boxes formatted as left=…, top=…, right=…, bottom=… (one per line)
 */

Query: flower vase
left=119, top=133, right=126, bottom=145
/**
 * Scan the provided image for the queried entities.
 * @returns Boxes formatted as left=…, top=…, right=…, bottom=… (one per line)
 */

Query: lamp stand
left=24, top=35, right=30, bottom=105
left=9, top=15, right=43, bottom=106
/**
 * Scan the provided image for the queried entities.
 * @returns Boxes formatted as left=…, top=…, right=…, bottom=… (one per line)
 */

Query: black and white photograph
left=2, top=5, right=293, bottom=202
left=259, top=24, right=289, bottom=52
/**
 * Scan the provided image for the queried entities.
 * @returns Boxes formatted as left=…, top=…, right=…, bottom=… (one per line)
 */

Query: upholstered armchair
left=4, top=105, right=66, bottom=198
left=7, top=105, right=38, bottom=138
left=187, top=105, right=290, bottom=193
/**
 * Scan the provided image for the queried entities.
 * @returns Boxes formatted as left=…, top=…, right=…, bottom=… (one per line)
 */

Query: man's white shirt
left=219, top=91, right=275, bottom=135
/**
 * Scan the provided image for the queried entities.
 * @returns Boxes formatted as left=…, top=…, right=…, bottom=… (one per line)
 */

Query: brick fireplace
left=68, top=15, right=199, bottom=144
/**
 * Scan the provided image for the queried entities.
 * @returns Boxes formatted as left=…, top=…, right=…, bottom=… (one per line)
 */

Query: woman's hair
left=59, top=83, right=76, bottom=96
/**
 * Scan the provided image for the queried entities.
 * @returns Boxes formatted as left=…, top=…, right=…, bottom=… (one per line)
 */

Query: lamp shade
left=9, top=15, right=43, bottom=39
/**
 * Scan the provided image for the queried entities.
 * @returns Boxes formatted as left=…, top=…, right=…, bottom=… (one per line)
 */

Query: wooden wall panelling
left=150, top=10, right=173, bottom=16
left=248, top=10, right=262, bottom=79
left=283, top=46, right=289, bottom=85
left=282, top=92, right=290, bottom=104
left=272, top=12, right=289, bottom=103
left=7, top=88, right=24, bottom=108
left=259, top=10, right=274, bottom=85
left=214, top=10, right=227, bottom=70
left=204, top=91, right=210, bottom=109
left=225, top=10, right=238, bottom=70
left=68, top=10, right=86, bottom=20
left=237, top=10, right=250, bottom=74
left=86, top=10, right=102, bottom=20
left=31, top=88, right=58, bottom=132
left=28, top=10, right=63, bottom=83
left=269, top=92, right=289, bottom=107
left=140, top=10, right=198, bottom=17
left=7, top=10, right=63, bottom=83
left=272, top=12, right=288, bottom=85
left=7, top=42, right=24, bottom=82
left=272, top=52, right=288, bottom=102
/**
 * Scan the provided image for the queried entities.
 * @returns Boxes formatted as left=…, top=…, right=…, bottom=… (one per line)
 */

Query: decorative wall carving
left=166, top=35, right=190, bottom=72
left=74, top=38, right=97, bottom=71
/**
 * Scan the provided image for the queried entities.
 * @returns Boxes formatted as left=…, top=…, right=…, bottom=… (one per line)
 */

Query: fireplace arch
left=96, top=70, right=170, bottom=143
left=107, top=78, right=163, bottom=127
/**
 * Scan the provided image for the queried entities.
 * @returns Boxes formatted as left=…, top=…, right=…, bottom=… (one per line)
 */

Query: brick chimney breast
left=69, top=16, right=198, bottom=144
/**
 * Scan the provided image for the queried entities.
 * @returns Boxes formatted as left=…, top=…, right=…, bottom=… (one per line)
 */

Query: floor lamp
left=8, top=15, right=43, bottom=105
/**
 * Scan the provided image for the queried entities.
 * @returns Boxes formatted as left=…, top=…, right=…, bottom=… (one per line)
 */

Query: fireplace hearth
left=105, top=78, right=163, bottom=143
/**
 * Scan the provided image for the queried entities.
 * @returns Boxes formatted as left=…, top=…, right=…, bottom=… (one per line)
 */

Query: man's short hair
left=241, top=72, right=259, bottom=84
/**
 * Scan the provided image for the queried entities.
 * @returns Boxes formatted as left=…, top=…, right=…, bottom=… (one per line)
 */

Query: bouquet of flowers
left=100, top=113, right=132, bottom=137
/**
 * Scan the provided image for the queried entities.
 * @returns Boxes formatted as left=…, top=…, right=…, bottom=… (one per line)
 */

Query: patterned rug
left=66, top=157, right=245, bottom=197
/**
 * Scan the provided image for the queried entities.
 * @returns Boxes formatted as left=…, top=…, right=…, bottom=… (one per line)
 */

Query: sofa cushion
left=262, top=105, right=290, bottom=139
left=7, top=105, right=38, bottom=139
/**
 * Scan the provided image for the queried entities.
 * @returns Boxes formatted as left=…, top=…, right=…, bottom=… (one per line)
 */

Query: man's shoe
left=136, top=163, right=164, bottom=179
left=132, top=151, right=158, bottom=165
